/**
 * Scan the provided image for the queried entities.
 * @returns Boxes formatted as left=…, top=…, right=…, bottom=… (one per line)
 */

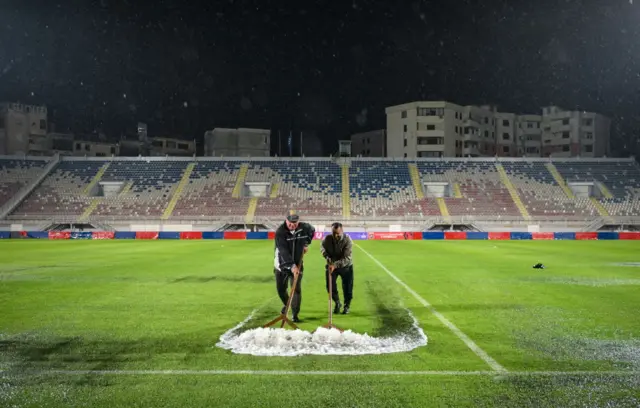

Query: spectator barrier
left=0, top=231, right=637, bottom=241
left=93, top=231, right=115, bottom=240
left=510, top=232, right=532, bottom=240
left=158, top=231, right=180, bottom=239
left=466, top=232, right=488, bottom=240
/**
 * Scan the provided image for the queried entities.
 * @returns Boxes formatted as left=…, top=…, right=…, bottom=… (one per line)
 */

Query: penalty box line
left=355, top=243, right=508, bottom=374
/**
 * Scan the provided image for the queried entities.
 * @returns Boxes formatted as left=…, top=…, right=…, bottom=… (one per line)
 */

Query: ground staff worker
left=273, top=210, right=315, bottom=323
left=320, top=222, right=354, bottom=314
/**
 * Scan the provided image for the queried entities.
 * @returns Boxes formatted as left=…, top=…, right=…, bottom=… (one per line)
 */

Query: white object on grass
left=216, top=312, right=427, bottom=357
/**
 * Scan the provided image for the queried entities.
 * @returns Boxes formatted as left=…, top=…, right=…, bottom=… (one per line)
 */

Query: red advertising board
left=224, top=231, right=247, bottom=240
left=575, top=232, right=597, bottom=240
left=49, top=231, right=71, bottom=240
left=180, top=231, right=202, bottom=240
left=488, top=232, right=510, bottom=240
left=619, top=232, right=640, bottom=240
left=444, top=231, right=466, bottom=240
left=532, top=232, right=554, bottom=240
left=136, top=231, right=159, bottom=240
left=268, top=231, right=276, bottom=240
left=92, top=231, right=115, bottom=240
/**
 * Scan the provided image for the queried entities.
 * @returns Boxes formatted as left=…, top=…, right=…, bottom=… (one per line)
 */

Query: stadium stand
left=172, top=160, right=248, bottom=218
left=416, top=161, right=521, bottom=216
left=501, top=161, right=598, bottom=217
left=0, top=158, right=48, bottom=209
left=3, top=157, right=640, bottom=223
left=12, top=160, right=105, bottom=218
left=92, top=160, right=188, bottom=217
left=245, top=160, right=343, bottom=218
left=349, top=161, right=430, bottom=218
left=554, top=161, right=640, bottom=217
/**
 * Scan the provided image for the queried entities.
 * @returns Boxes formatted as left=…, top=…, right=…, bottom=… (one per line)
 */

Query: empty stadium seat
left=0, top=158, right=48, bottom=208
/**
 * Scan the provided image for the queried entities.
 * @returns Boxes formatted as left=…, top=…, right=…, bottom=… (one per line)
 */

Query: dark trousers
left=325, top=265, right=354, bottom=306
left=274, top=267, right=303, bottom=315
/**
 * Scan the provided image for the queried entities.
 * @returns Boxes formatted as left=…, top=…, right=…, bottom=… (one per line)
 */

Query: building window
left=526, top=147, right=539, bottom=154
left=403, top=139, right=407, bottom=147
left=39, top=119, right=46, bottom=130
left=527, top=122, right=533, bottom=129
left=110, top=147, right=116, bottom=154
left=401, top=110, right=407, bottom=118
left=417, top=107, right=444, bottom=116
left=583, top=118, right=593, bottom=126
left=403, top=124, right=407, bottom=132
left=584, top=144, right=593, bottom=153
left=484, top=130, right=489, bottom=138
left=492, top=132, right=495, bottom=138
left=584, top=132, right=593, bottom=139
left=84, top=144, right=90, bottom=152
left=95, top=152, right=106, bottom=157
left=562, top=131, right=570, bottom=139
left=502, top=133, right=510, bottom=140
left=503, top=146, right=509, bottom=153
left=75, top=142, right=81, bottom=150
left=426, top=124, right=436, bottom=131
left=404, top=153, right=407, bottom=158
left=562, top=145, right=570, bottom=152
left=418, top=151, right=442, bottom=157
left=417, top=137, right=444, bottom=145
left=502, top=119, right=510, bottom=126
left=178, top=143, right=189, bottom=150
left=562, top=118, right=570, bottom=125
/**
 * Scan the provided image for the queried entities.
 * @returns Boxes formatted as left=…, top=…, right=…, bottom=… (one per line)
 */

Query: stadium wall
left=2, top=231, right=640, bottom=240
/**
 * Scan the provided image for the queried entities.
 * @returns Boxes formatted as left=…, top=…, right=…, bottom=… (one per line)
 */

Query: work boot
left=334, top=301, right=342, bottom=314
left=292, top=315, right=301, bottom=323
left=342, top=305, right=350, bottom=315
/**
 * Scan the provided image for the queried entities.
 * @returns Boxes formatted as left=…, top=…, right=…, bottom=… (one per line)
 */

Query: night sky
left=1, top=0, right=639, bottom=155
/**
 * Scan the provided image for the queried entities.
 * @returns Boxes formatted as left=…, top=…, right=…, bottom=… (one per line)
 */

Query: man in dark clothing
left=273, top=210, right=315, bottom=322
left=320, top=222, right=354, bottom=315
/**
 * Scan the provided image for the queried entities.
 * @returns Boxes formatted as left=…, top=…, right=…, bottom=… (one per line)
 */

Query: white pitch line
left=3, top=369, right=638, bottom=377
left=355, top=243, right=508, bottom=373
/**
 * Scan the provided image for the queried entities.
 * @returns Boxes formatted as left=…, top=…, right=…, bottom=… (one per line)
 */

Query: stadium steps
left=453, top=183, right=462, bottom=198
left=79, top=198, right=100, bottom=221
left=590, top=197, right=610, bottom=217
left=408, top=163, right=424, bottom=199
left=495, top=163, right=531, bottom=221
left=270, top=183, right=279, bottom=198
left=232, top=164, right=249, bottom=198
left=245, top=197, right=258, bottom=223
left=597, top=182, right=614, bottom=199
left=436, top=197, right=451, bottom=223
left=83, top=163, right=110, bottom=196
left=119, top=181, right=133, bottom=196
left=341, top=164, right=351, bottom=219
left=546, top=163, right=575, bottom=198
left=161, top=162, right=196, bottom=220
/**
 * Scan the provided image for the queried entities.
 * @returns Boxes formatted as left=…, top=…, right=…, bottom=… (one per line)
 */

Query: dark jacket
left=273, top=222, right=315, bottom=272
left=321, top=233, right=353, bottom=269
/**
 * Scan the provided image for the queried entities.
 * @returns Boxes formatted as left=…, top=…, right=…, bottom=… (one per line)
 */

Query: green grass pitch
left=1, top=240, right=640, bottom=407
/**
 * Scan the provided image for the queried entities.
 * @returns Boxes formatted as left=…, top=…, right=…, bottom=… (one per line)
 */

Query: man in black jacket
left=321, top=222, right=354, bottom=315
left=273, top=211, right=315, bottom=322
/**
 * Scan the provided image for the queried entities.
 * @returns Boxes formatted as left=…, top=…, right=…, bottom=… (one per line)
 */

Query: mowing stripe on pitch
left=5, top=370, right=638, bottom=377
left=355, top=244, right=507, bottom=373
